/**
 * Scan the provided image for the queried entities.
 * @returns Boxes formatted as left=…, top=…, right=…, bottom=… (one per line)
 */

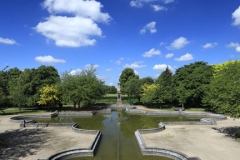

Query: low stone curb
left=107, top=104, right=136, bottom=109
left=135, top=122, right=201, bottom=160
left=126, top=109, right=227, bottom=120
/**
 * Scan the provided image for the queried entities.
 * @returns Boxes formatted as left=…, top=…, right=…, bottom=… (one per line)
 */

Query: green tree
left=9, top=75, right=27, bottom=112
left=155, top=66, right=174, bottom=106
left=140, top=84, right=158, bottom=107
left=109, top=86, right=117, bottom=94
left=0, top=65, right=9, bottom=112
left=119, top=68, right=139, bottom=95
left=202, top=60, right=240, bottom=117
left=172, top=61, right=214, bottom=107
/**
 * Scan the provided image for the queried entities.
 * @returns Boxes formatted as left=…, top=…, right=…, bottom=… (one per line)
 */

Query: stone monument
left=116, top=83, right=122, bottom=105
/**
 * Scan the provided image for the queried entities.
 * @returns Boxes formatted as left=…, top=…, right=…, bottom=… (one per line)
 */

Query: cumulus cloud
left=160, top=42, right=166, bottom=46
left=134, top=70, right=139, bottom=75
left=123, top=61, right=146, bottom=68
left=151, top=5, right=167, bottom=11
left=153, top=64, right=174, bottom=72
left=166, top=37, right=190, bottom=50
left=35, top=55, right=66, bottom=64
left=140, top=21, right=157, bottom=34
left=109, top=83, right=113, bottom=86
left=120, top=57, right=124, bottom=60
left=203, top=42, right=218, bottom=49
left=226, top=42, right=240, bottom=52
left=173, top=66, right=177, bottom=68
left=42, top=0, right=111, bottom=23
left=118, top=68, right=121, bottom=70
left=106, top=68, right=112, bottom=71
left=35, top=0, right=111, bottom=47
left=69, top=68, right=83, bottom=75
left=163, top=0, right=174, bottom=4
left=232, top=6, right=240, bottom=27
left=84, top=64, right=99, bottom=70
left=35, top=16, right=102, bottom=47
left=165, top=53, right=174, bottom=58
left=0, top=37, right=18, bottom=45
left=142, top=48, right=161, bottom=57
left=110, top=60, right=113, bottom=62
left=174, top=53, right=193, bottom=61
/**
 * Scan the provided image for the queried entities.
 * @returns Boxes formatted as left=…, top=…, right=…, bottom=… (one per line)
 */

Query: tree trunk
left=138, top=97, right=140, bottom=103
left=19, top=105, right=21, bottom=113
left=74, top=101, right=76, bottom=110
left=157, top=101, right=159, bottom=108
left=151, top=102, right=152, bottom=108
left=160, top=101, right=161, bottom=109
left=78, top=101, right=81, bottom=109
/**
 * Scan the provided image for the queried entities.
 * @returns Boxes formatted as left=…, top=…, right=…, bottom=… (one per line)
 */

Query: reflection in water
left=36, top=110, right=201, bottom=160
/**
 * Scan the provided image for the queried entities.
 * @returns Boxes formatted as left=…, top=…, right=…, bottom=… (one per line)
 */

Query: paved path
left=142, top=117, right=240, bottom=160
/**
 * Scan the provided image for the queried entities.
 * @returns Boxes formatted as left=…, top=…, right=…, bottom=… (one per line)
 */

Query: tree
left=175, top=82, right=189, bottom=108
left=155, top=66, right=174, bottom=105
left=140, top=84, right=158, bottom=107
left=172, top=61, right=214, bottom=107
left=119, top=68, right=139, bottom=95
left=0, top=65, right=9, bottom=112
left=211, top=60, right=240, bottom=78
left=109, top=86, right=117, bottom=94
left=202, top=60, right=240, bottom=117
left=9, top=74, right=27, bottom=112
left=37, top=84, right=62, bottom=111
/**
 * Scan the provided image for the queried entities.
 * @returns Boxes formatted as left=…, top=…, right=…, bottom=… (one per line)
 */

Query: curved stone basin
left=9, top=107, right=227, bottom=160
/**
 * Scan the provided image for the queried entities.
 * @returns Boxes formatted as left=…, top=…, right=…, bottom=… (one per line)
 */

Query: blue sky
left=1, top=0, right=240, bottom=88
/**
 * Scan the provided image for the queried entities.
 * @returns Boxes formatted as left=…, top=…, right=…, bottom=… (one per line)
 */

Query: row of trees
left=0, top=65, right=112, bottom=112
left=119, top=60, right=240, bottom=117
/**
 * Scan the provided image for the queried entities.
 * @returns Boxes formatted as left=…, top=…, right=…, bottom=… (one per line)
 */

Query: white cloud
left=42, top=0, right=111, bottom=23
left=142, top=48, right=161, bottom=57
left=231, top=55, right=235, bottom=57
left=237, top=46, right=240, bottom=52
left=36, top=0, right=111, bottom=47
left=153, top=64, right=174, bottom=72
left=140, top=21, right=157, bottom=34
left=226, top=42, right=239, bottom=48
left=165, top=53, right=174, bottom=58
left=226, top=42, right=240, bottom=52
left=203, top=42, right=218, bottom=49
left=173, top=66, right=177, bottom=68
left=153, top=74, right=160, bottom=78
left=0, top=37, right=17, bottom=45
left=35, top=16, right=102, bottom=47
left=69, top=68, right=83, bottom=75
left=160, top=42, right=166, bottom=46
left=163, top=0, right=174, bottom=4
left=115, top=60, right=121, bottom=65
left=118, top=68, right=121, bottom=70
left=85, top=64, right=99, bottom=70
left=35, top=55, right=66, bottom=64
left=96, top=75, right=109, bottom=80
left=123, top=61, right=146, bottom=68
left=106, top=68, right=112, bottom=71
left=120, top=57, right=124, bottom=60
left=166, top=37, right=190, bottom=50
left=151, top=5, right=167, bottom=11
left=232, top=6, right=240, bottom=27
left=134, top=70, right=139, bottom=75
left=109, top=83, right=113, bottom=86
left=130, top=0, right=156, bottom=8
left=110, top=60, right=113, bottom=62
left=174, top=53, right=193, bottom=61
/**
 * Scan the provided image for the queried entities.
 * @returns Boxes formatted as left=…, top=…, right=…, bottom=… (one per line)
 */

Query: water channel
left=36, top=109, right=201, bottom=160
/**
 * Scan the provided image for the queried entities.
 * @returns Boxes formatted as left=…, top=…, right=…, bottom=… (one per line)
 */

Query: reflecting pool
left=36, top=109, right=201, bottom=160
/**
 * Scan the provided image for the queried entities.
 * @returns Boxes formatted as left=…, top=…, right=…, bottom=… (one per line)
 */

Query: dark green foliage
left=172, top=61, right=214, bottom=107
left=202, top=60, right=240, bottom=117
left=119, top=68, right=139, bottom=95
left=109, top=86, right=117, bottom=94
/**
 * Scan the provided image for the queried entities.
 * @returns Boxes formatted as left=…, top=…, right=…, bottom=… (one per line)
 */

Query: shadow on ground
left=0, top=128, right=51, bottom=159
left=212, top=126, right=240, bottom=139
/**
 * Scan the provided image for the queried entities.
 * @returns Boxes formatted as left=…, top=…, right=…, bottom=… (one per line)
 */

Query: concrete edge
left=135, top=123, right=201, bottom=160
